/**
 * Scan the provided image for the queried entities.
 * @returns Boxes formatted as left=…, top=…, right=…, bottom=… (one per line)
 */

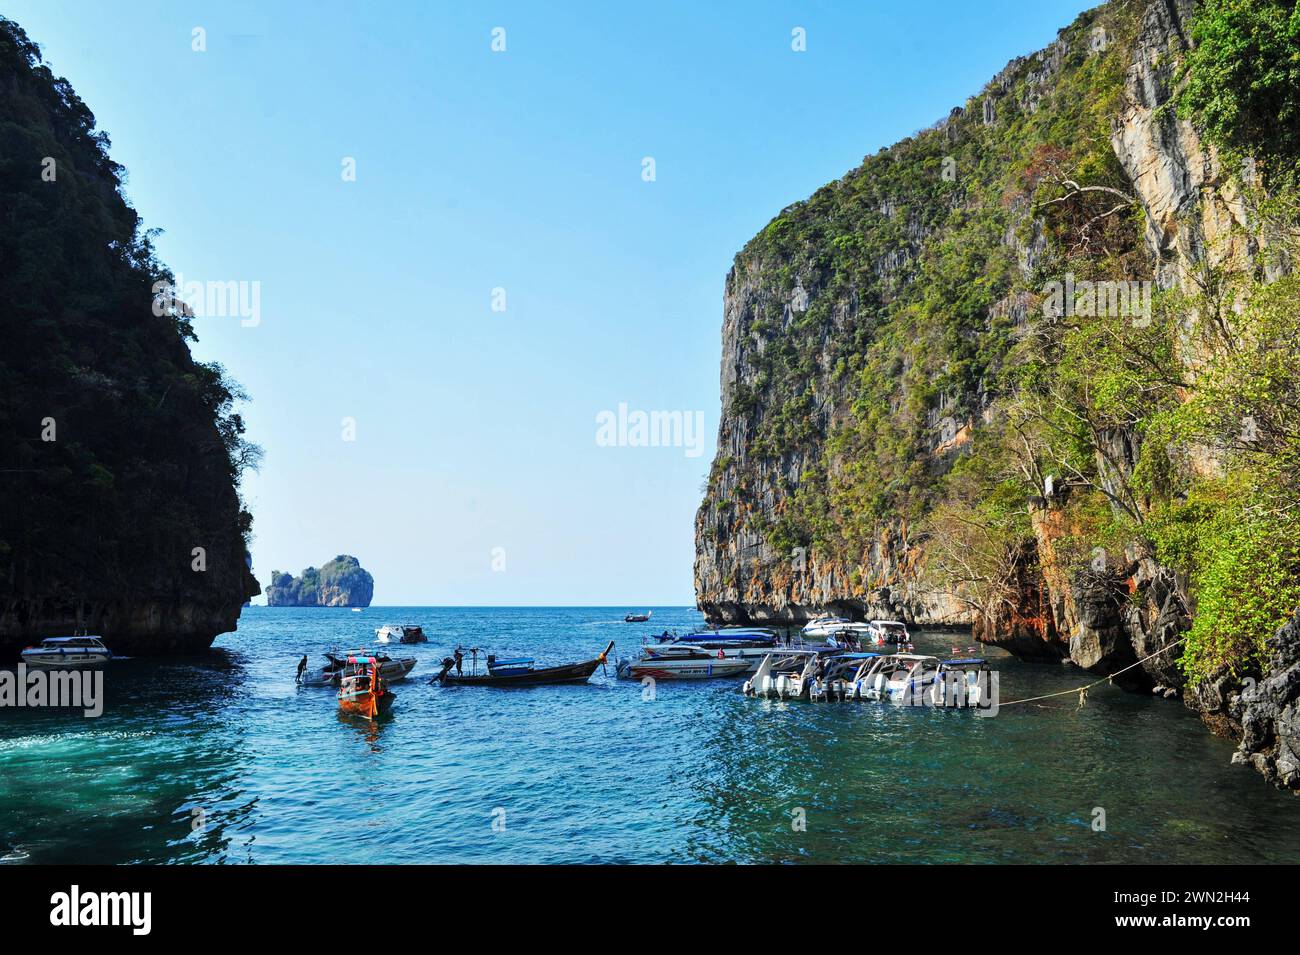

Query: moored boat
left=742, top=649, right=821, bottom=699
left=864, top=620, right=912, bottom=646
left=808, top=653, right=883, bottom=702
left=20, top=636, right=112, bottom=669
left=299, top=650, right=417, bottom=686
left=338, top=658, right=394, bottom=720
left=617, top=645, right=751, bottom=680
left=853, top=653, right=989, bottom=707
left=644, top=631, right=776, bottom=671
left=435, top=641, right=614, bottom=687
left=800, top=614, right=853, bottom=639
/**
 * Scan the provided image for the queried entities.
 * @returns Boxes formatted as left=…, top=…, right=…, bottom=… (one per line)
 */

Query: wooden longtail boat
left=338, top=657, right=395, bottom=719
left=434, top=641, right=614, bottom=687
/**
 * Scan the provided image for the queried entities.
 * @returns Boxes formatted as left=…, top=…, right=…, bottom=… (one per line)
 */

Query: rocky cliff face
left=694, top=0, right=1299, bottom=792
left=0, top=18, right=259, bottom=657
left=695, top=1, right=1148, bottom=629
left=265, top=556, right=374, bottom=607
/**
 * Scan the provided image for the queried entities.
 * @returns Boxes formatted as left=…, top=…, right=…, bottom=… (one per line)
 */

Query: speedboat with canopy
left=743, top=649, right=822, bottom=699
left=644, top=629, right=777, bottom=671
left=808, top=653, right=882, bottom=702
left=617, top=645, right=751, bottom=680
left=853, top=654, right=989, bottom=707
left=864, top=620, right=912, bottom=646
left=800, top=614, right=853, bottom=638
left=20, top=636, right=112, bottom=668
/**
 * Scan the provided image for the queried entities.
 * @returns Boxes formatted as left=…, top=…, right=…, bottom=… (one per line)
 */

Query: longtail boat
left=434, top=641, right=614, bottom=687
left=298, top=650, right=417, bottom=687
left=338, top=657, right=395, bottom=719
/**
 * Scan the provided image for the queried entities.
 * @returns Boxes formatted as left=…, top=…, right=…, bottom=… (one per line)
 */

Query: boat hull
left=618, top=659, right=751, bottom=680
left=440, top=658, right=602, bottom=687
left=19, top=650, right=111, bottom=669
left=302, top=656, right=417, bottom=687
left=339, top=688, right=394, bottom=720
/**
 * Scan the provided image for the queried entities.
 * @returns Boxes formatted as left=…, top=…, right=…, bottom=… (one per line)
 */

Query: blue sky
left=8, top=0, right=1091, bottom=605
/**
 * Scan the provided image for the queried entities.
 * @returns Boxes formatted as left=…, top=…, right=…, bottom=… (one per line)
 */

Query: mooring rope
left=995, top=636, right=1189, bottom=708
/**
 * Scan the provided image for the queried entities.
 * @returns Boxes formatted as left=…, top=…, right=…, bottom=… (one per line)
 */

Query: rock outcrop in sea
left=694, top=0, right=1300, bottom=792
left=265, top=556, right=374, bottom=607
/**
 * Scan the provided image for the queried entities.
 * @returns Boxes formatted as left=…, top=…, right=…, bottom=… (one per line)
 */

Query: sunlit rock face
left=265, top=556, right=374, bottom=608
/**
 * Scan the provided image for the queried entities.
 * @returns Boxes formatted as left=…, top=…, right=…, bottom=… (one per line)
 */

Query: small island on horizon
left=265, top=555, right=374, bottom=607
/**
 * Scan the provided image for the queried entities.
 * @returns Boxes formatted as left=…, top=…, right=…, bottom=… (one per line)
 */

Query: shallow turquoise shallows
left=2, top=606, right=1298, bottom=864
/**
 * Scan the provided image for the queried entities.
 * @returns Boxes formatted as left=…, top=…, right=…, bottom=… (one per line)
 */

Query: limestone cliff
left=0, top=18, right=259, bottom=657
left=694, top=0, right=1300, bottom=792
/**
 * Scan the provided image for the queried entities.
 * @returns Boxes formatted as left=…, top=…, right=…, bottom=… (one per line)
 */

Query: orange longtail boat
left=337, top=657, right=395, bottom=720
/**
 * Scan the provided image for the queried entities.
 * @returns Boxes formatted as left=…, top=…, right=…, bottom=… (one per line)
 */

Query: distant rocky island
left=265, top=556, right=374, bottom=607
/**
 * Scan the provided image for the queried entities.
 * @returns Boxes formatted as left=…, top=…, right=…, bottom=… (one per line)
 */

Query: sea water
left=1, top=606, right=1297, bottom=864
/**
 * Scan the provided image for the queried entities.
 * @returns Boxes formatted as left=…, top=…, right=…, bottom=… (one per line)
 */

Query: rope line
left=995, top=636, right=1188, bottom=708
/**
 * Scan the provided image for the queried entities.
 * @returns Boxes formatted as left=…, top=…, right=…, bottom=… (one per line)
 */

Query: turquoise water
left=1, top=606, right=1298, bottom=864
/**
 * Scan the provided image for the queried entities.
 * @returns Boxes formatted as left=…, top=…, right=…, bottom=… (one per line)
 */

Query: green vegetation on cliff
left=1178, top=0, right=1300, bottom=171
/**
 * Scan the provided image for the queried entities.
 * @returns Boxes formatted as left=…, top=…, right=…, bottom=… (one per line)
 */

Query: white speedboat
left=853, top=654, right=988, bottom=707
left=743, top=649, right=821, bottom=699
left=800, top=614, right=852, bottom=638
left=864, top=620, right=912, bottom=646
left=645, top=630, right=778, bottom=672
left=20, top=636, right=112, bottom=668
left=616, top=646, right=751, bottom=680
left=299, top=650, right=417, bottom=686
left=376, top=624, right=426, bottom=644
left=808, top=653, right=883, bottom=702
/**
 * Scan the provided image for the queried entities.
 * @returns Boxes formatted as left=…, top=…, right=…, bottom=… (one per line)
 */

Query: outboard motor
left=433, top=657, right=456, bottom=683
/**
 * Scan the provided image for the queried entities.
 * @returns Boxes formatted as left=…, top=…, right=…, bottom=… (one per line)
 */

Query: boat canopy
left=678, top=632, right=772, bottom=642
left=941, top=658, right=987, bottom=666
left=489, top=658, right=533, bottom=668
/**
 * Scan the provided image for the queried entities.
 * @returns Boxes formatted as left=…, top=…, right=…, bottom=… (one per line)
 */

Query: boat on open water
left=338, top=657, right=394, bottom=720
left=376, top=624, right=426, bottom=644
left=435, top=641, right=614, bottom=687
left=299, top=650, right=417, bottom=687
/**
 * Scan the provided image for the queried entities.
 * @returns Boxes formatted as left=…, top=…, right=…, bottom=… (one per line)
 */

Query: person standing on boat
left=454, top=646, right=464, bottom=677
left=296, top=654, right=308, bottom=683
